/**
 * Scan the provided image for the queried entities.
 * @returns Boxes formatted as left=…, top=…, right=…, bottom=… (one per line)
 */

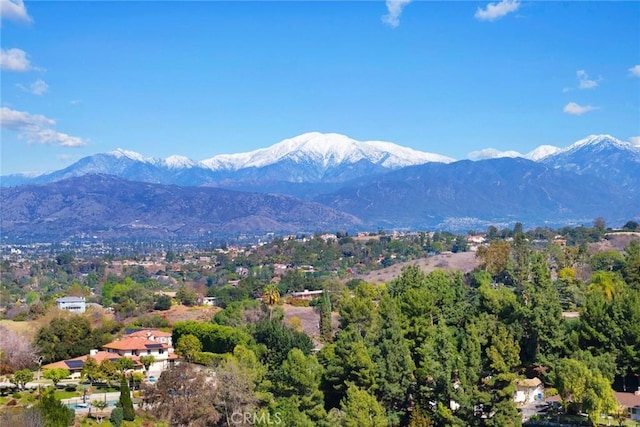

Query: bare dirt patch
left=123, top=305, right=221, bottom=327
left=590, top=232, right=640, bottom=253
left=356, top=251, right=480, bottom=285
left=282, top=304, right=339, bottom=349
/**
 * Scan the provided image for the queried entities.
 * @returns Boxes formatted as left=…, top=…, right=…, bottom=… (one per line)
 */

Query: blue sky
left=1, top=0, right=639, bottom=175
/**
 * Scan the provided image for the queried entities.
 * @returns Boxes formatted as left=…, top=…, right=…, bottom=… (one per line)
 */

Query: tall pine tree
left=118, top=375, right=135, bottom=421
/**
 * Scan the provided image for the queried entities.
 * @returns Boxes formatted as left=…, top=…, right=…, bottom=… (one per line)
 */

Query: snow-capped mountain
left=540, top=135, right=640, bottom=191
left=201, top=132, right=453, bottom=170
left=2, top=132, right=638, bottom=194
left=468, top=148, right=523, bottom=161
left=2, top=133, right=639, bottom=238
left=524, top=145, right=561, bottom=161
left=1, top=132, right=453, bottom=188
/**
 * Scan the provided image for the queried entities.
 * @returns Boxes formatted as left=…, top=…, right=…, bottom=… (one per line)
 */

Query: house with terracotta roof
left=124, top=328, right=173, bottom=347
left=102, top=336, right=177, bottom=372
left=41, top=349, right=142, bottom=379
left=42, top=335, right=177, bottom=379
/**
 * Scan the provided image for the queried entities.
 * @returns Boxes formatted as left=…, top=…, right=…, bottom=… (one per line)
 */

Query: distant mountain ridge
left=1, top=132, right=639, bottom=239
left=1, top=132, right=454, bottom=187
left=0, top=175, right=362, bottom=240
left=2, top=133, right=638, bottom=189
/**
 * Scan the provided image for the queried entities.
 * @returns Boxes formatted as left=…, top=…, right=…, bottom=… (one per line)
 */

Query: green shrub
left=110, top=407, right=124, bottom=427
left=12, top=392, right=22, bottom=399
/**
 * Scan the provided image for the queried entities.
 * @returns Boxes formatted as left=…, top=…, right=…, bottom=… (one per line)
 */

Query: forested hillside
left=1, top=226, right=639, bottom=426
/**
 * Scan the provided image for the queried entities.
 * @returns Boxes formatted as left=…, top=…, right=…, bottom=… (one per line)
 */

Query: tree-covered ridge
left=0, top=223, right=639, bottom=426
left=141, top=234, right=639, bottom=426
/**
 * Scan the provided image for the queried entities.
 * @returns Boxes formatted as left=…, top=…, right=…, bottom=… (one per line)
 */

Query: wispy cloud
left=0, top=47, right=34, bottom=71
left=0, top=107, right=87, bottom=147
left=474, top=0, right=520, bottom=22
left=576, top=70, right=599, bottom=89
left=382, top=0, right=411, bottom=28
left=0, top=0, right=32, bottom=24
left=563, top=102, right=597, bottom=115
left=629, top=65, right=640, bottom=78
left=630, top=136, right=640, bottom=147
left=17, top=78, right=49, bottom=95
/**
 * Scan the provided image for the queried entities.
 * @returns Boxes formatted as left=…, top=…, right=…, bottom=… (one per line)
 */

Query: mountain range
left=1, top=133, right=639, bottom=240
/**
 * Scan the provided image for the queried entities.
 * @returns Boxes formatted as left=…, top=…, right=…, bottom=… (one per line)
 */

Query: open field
left=355, top=251, right=480, bottom=285
left=0, top=319, right=38, bottom=339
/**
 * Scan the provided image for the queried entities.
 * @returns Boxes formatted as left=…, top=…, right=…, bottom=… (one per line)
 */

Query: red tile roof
left=102, top=337, right=169, bottom=351
left=42, top=351, right=139, bottom=371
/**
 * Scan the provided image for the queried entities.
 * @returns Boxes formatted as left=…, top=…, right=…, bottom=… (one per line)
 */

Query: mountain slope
left=541, top=135, right=640, bottom=191
left=315, top=157, right=639, bottom=229
left=0, top=175, right=362, bottom=240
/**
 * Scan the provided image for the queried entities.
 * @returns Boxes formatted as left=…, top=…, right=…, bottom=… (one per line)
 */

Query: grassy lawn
left=53, top=390, right=80, bottom=400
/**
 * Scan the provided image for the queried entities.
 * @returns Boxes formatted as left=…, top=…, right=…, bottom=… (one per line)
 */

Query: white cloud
left=563, top=102, right=597, bottom=115
left=17, top=78, right=49, bottom=95
left=468, top=148, right=522, bottom=160
left=629, top=136, right=640, bottom=147
left=0, top=0, right=32, bottom=24
left=382, top=0, right=411, bottom=28
left=576, top=70, right=598, bottom=89
left=0, top=107, right=87, bottom=147
left=629, top=65, right=640, bottom=78
left=0, top=47, right=34, bottom=71
left=474, top=0, right=520, bottom=22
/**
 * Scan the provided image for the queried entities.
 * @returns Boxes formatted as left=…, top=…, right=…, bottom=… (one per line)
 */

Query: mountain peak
left=568, top=134, right=627, bottom=150
left=201, top=132, right=454, bottom=170
left=164, top=155, right=196, bottom=169
left=107, top=148, right=150, bottom=162
left=525, top=145, right=561, bottom=161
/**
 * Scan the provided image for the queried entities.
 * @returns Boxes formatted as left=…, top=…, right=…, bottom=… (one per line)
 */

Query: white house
left=102, top=336, right=177, bottom=372
left=56, top=296, right=86, bottom=313
left=514, top=378, right=544, bottom=404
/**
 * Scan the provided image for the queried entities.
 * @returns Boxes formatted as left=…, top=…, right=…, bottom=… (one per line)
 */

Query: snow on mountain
left=164, top=155, right=197, bottom=169
left=559, top=134, right=635, bottom=154
left=107, top=148, right=152, bottom=163
left=201, top=132, right=454, bottom=170
left=467, top=148, right=523, bottom=161
left=525, top=145, right=561, bottom=161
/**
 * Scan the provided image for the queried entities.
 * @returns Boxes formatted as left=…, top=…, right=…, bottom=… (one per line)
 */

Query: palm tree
left=263, top=284, right=280, bottom=320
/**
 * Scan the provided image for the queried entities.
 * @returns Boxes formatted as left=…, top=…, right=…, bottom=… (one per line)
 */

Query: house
left=615, top=391, right=640, bottom=422
left=201, top=296, right=218, bottom=307
left=514, top=378, right=544, bottom=404
left=56, top=296, right=86, bottom=313
left=102, top=336, right=177, bottom=372
left=125, top=328, right=173, bottom=347
left=42, top=335, right=177, bottom=379
left=290, top=289, right=324, bottom=300
left=41, top=349, right=142, bottom=379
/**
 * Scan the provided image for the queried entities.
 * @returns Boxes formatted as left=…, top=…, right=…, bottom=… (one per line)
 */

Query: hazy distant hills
left=0, top=175, right=362, bottom=240
left=316, top=157, right=638, bottom=230
left=1, top=133, right=639, bottom=239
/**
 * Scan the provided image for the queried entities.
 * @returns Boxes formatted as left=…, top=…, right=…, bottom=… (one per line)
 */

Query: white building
left=514, top=378, right=544, bottom=404
left=56, top=296, right=86, bottom=313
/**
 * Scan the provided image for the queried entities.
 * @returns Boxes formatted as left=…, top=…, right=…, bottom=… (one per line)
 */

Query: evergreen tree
left=340, top=385, right=387, bottom=427
left=319, top=290, right=333, bottom=342
left=37, top=387, right=74, bottom=427
left=118, top=375, right=135, bottom=421
left=371, top=294, right=415, bottom=424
